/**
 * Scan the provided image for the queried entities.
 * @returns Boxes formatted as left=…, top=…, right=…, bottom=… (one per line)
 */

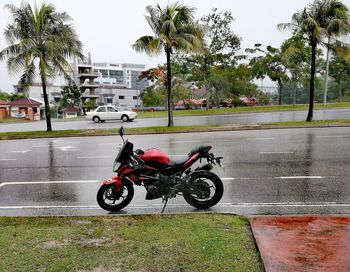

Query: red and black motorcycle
left=97, top=127, right=224, bottom=212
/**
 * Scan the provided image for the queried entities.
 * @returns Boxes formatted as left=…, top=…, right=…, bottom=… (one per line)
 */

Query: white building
left=13, top=58, right=148, bottom=110
left=72, top=58, right=148, bottom=110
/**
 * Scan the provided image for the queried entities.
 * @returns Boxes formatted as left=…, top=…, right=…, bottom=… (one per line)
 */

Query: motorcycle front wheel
left=97, top=181, right=134, bottom=212
left=183, top=171, right=224, bottom=209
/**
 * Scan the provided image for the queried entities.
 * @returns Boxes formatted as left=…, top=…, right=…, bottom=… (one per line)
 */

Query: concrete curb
left=1, top=123, right=350, bottom=140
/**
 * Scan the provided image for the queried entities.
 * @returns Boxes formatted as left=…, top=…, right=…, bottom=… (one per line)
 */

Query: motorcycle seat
left=167, top=156, right=189, bottom=167
left=188, top=145, right=211, bottom=157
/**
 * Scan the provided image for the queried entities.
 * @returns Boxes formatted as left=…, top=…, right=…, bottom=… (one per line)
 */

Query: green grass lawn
left=137, top=102, right=350, bottom=118
left=0, top=214, right=263, bottom=272
left=1, top=102, right=349, bottom=123
left=1, top=120, right=350, bottom=140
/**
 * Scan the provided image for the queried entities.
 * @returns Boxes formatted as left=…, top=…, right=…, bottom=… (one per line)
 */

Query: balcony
left=78, top=73, right=99, bottom=79
left=79, top=83, right=100, bottom=90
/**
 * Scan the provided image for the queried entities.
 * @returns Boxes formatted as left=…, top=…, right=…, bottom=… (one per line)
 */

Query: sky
left=0, top=0, right=350, bottom=92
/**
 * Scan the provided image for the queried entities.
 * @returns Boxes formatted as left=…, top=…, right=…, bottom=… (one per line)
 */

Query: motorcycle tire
left=97, top=181, right=134, bottom=212
left=183, top=171, right=224, bottom=209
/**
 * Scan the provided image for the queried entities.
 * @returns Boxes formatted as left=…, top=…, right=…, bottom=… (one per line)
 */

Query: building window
left=100, top=69, right=109, bottom=78
left=118, top=96, right=125, bottom=100
left=106, top=98, right=113, bottom=104
left=133, top=96, right=138, bottom=100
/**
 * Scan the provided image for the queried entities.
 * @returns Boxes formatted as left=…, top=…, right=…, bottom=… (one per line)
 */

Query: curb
left=1, top=123, right=350, bottom=140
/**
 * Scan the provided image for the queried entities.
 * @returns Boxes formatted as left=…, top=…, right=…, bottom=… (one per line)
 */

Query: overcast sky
left=0, top=0, right=349, bottom=92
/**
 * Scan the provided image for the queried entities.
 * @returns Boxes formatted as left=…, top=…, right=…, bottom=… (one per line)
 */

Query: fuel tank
left=139, top=148, right=170, bottom=167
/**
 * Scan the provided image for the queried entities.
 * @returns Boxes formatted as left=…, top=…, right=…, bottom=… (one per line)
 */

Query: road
left=1, top=127, right=350, bottom=216
left=0, top=108, right=350, bottom=132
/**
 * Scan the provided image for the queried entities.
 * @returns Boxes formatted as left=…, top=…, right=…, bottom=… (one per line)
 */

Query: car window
left=107, top=107, right=116, bottom=112
left=97, top=107, right=106, bottom=112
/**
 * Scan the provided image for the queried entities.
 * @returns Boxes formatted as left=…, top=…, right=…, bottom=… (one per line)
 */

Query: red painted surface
left=251, top=216, right=350, bottom=272
left=139, top=148, right=170, bottom=165
left=182, top=153, right=200, bottom=169
left=103, top=176, right=122, bottom=192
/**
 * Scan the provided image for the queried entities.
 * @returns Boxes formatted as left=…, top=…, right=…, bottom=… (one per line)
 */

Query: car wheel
left=93, top=116, right=101, bottom=123
left=121, top=115, right=129, bottom=122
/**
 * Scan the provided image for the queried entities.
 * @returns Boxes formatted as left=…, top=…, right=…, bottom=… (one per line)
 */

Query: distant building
left=12, top=57, right=149, bottom=110
left=72, top=56, right=148, bottom=109
left=13, top=82, right=62, bottom=104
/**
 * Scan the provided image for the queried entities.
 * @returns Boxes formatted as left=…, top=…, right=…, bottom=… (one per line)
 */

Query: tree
left=133, top=2, right=202, bottom=127
left=187, top=8, right=241, bottom=109
left=0, top=2, right=84, bottom=131
left=246, top=44, right=288, bottom=105
left=60, top=80, right=81, bottom=108
left=279, top=0, right=350, bottom=121
left=329, top=53, right=350, bottom=101
left=280, top=35, right=312, bottom=106
left=140, top=87, right=165, bottom=107
left=0, top=91, right=25, bottom=101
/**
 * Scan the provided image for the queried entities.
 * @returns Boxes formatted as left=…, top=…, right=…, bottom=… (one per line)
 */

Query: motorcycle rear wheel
left=183, top=171, right=224, bottom=209
left=97, top=182, right=134, bottom=212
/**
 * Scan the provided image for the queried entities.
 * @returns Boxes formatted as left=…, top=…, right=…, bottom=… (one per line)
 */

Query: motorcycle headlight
left=113, top=161, right=121, bottom=172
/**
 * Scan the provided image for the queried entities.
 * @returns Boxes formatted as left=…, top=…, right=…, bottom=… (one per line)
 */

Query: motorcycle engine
left=145, top=175, right=173, bottom=200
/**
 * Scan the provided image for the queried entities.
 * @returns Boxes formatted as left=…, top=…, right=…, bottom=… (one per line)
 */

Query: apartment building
left=72, top=59, right=148, bottom=109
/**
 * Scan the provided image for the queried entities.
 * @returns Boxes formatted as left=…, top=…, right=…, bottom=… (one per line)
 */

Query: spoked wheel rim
left=102, top=185, right=129, bottom=207
left=183, top=172, right=224, bottom=209
left=187, top=177, right=216, bottom=203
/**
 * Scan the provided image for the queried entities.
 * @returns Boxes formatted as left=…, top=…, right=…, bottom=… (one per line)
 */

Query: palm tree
left=133, top=2, right=202, bottom=127
left=279, top=0, right=350, bottom=121
left=0, top=2, right=84, bottom=131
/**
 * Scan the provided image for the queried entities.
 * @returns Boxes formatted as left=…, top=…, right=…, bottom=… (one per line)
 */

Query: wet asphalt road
left=1, top=127, right=350, bottom=216
left=0, top=108, right=350, bottom=132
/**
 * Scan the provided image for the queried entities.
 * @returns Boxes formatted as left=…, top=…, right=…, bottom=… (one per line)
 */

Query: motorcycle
left=97, top=126, right=224, bottom=213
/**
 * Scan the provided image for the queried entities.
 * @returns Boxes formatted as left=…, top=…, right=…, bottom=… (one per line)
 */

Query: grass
left=0, top=214, right=264, bottom=272
left=0, top=125, right=227, bottom=140
left=1, top=119, right=350, bottom=140
left=1, top=102, right=349, bottom=123
left=266, top=119, right=350, bottom=126
left=136, top=102, right=350, bottom=118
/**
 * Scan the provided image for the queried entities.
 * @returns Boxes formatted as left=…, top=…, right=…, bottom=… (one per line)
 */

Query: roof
left=9, top=98, right=42, bottom=107
left=192, top=87, right=208, bottom=97
left=176, top=99, right=204, bottom=106
left=62, top=107, right=79, bottom=113
left=0, top=100, right=9, bottom=106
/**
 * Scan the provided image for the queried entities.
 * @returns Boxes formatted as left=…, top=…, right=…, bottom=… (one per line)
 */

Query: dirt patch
left=42, top=239, right=70, bottom=249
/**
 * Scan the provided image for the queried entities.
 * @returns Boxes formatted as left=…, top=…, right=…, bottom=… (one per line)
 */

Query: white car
left=86, top=106, right=138, bottom=123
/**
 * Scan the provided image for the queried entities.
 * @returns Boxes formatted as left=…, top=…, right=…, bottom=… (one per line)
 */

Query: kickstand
left=161, top=197, right=169, bottom=214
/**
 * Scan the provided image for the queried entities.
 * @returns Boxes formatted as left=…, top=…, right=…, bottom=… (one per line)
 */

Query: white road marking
left=0, top=203, right=234, bottom=210
left=169, top=141, right=200, bottom=144
left=6, top=150, right=31, bottom=154
left=1, top=202, right=350, bottom=210
left=97, top=143, right=117, bottom=146
left=232, top=202, right=350, bottom=208
left=0, top=159, right=17, bottom=161
left=0, top=180, right=99, bottom=187
left=53, top=140, right=80, bottom=144
left=317, top=135, right=346, bottom=138
left=259, top=151, right=294, bottom=154
left=246, top=137, right=274, bottom=141
left=55, top=146, right=78, bottom=152
left=77, top=156, right=111, bottom=159
left=277, top=176, right=325, bottom=179
left=0, top=176, right=330, bottom=188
